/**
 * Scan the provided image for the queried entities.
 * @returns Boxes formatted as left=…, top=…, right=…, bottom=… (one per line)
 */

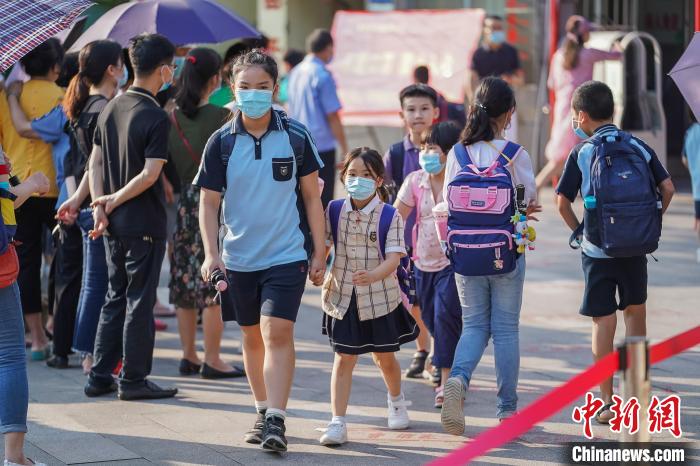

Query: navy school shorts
left=580, top=254, right=647, bottom=318
left=220, top=260, right=308, bottom=326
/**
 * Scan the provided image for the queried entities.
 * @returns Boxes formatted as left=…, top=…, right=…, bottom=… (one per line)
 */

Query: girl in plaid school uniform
left=319, top=148, right=419, bottom=446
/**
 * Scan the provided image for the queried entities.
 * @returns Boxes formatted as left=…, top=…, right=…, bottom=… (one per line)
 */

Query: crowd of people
left=0, top=12, right=685, bottom=465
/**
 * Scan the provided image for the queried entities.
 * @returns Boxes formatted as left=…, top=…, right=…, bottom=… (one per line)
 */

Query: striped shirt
left=322, top=195, right=406, bottom=321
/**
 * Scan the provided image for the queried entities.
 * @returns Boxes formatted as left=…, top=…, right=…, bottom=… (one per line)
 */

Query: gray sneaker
left=441, top=377, right=467, bottom=435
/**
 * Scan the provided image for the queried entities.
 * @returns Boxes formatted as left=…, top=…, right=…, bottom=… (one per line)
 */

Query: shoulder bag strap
left=170, top=111, right=201, bottom=164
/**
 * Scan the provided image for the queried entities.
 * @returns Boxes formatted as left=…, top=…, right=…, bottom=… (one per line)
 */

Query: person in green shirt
left=168, top=48, right=243, bottom=379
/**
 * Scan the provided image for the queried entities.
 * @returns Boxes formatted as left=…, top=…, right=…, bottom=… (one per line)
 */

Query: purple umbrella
left=0, top=0, right=93, bottom=72
left=70, top=0, right=259, bottom=51
left=670, top=32, right=700, bottom=121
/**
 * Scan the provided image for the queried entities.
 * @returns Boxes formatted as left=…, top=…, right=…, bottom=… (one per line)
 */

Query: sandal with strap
left=595, top=402, right=615, bottom=425
left=405, top=350, right=428, bottom=379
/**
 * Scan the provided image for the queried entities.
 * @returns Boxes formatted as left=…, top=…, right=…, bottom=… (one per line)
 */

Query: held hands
left=309, top=253, right=326, bottom=286
left=89, top=205, right=109, bottom=240
left=91, top=193, right=119, bottom=215
left=352, top=269, right=377, bottom=287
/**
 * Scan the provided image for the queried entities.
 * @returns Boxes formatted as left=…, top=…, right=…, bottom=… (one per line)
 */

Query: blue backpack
left=446, top=142, right=521, bottom=276
left=582, top=131, right=661, bottom=257
left=328, top=199, right=414, bottom=304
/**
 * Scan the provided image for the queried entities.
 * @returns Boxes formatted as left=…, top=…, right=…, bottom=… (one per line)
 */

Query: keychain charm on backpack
left=511, top=184, right=536, bottom=254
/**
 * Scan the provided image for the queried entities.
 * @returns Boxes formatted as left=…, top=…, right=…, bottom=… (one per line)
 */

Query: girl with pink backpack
left=440, top=77, right=541, bottom=435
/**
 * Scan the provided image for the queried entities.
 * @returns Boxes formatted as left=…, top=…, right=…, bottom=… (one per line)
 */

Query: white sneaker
left=319, top=421, right=348, bottom=446
left=4, top=460, right=47, bottom=466
left=387, top=393, right=412, bottom=429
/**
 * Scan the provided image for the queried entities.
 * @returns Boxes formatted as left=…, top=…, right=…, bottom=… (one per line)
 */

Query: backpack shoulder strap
left=389, top=142, right=405, bottom=186
left=497, top=141, right=523, bottom=167
left=452, top=143, right=473, bottom=169
left=328, top=199, right=345, bottom=248
left=411, top=172, right=424, bottom=219
left=377, top=203, right=397, bottom=260
left=281, top=112, right=308, bottom=171
left=218, top=128, right=236, bottom=189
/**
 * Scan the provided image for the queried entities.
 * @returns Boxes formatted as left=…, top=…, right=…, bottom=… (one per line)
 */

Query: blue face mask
left=236, top=89, right=273, bottom=119
left=117, top=66, right=129, bottom=89
left=572, top=118, right=589, bottom=139
left=490, top=30, right=506, bottom=45
left=345, top=176, right=376, bottom=201
left=419, top=152, right=445, bottom=174
left=173, top=56, right=186, bottom=79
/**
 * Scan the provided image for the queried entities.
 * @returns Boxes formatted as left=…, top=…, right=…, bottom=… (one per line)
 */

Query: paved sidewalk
left=4, top=189, right=700, bottom=465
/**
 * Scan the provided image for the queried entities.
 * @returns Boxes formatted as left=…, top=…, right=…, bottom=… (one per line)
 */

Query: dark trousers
left=51, top=224, right=83, bottom=357
left=89, top=235, right=165, bottom=388
left=319, top=149, right=336, bottom=210
left=14, top=197, right=57, bottom=314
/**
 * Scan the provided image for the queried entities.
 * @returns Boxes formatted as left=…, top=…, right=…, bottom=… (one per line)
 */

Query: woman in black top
left=57, top=40, right=126, bottom=374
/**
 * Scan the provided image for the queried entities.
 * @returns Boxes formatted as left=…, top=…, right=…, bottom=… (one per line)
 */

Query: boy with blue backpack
left=556, top=81, right=675, bottom=424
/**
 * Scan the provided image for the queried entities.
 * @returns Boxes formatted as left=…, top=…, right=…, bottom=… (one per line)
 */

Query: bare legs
left=176, top=305, right=234, bottom=371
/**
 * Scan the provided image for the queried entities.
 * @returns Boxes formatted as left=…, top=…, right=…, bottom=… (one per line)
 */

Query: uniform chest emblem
left=369, top=231, right=377, bottom=242
left=280, top=166, right=289, bottom=176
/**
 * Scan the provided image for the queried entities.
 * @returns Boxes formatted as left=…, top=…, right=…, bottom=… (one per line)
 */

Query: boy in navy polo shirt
left=384, top=83, right=439, bottom=380
left=556, top=81, right=675, bottom=424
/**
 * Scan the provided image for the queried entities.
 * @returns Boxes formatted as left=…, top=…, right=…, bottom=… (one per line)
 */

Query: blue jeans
left=73, top=209, right=109, bottom=354
left=450, top=256, right=525, bottom=418
left=0, top=283, right=28, bottom=434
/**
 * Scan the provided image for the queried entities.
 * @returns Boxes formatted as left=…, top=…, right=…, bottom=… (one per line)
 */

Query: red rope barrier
left=429, top=325, right=700, bottom=466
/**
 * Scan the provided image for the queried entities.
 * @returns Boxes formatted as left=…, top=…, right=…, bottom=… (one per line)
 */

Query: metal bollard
left=618, top=336, right=651, bottom=442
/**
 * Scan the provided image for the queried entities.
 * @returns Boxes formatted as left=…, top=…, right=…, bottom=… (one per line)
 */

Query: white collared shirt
left=322, top=195, right=406, bottom=321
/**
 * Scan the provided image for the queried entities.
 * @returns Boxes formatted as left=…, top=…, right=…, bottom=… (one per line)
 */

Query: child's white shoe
left=319, top=420, right=348, bottom=446
left=387, top=393, right=411, bottom=430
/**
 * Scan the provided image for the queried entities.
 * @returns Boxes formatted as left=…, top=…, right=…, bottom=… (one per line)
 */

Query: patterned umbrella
left=69, top=0, right=259, bottom=51
left=0, top=0, right=93, bottom=72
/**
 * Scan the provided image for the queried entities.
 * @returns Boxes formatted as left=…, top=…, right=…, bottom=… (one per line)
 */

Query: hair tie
left=475, top=102, right=487, bottom=112
left=566, top=32, right=580, bottom=43
left=187, top=56, right=197, bottom=64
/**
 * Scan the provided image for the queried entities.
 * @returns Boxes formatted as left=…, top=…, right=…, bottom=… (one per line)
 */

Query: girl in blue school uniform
left=395, top=121, right=464, bottom=409
left=195, top=50, right=327, bottom=453
left=319, top=147, right=419, bottom=446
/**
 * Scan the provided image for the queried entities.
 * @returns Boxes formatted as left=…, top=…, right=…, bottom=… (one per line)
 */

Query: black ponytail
left=175, top=48, right=222, bottom=119
left=461, top=77, right=515, bottom=146
left=63, top=40, right=122, bottom=121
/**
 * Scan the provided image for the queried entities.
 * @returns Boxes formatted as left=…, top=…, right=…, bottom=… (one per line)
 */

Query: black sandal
left=405, top=350, right=428, bottom=378
left=595, top=402, right=614, bottom=425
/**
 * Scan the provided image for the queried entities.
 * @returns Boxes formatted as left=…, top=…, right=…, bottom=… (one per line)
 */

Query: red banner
left=330, top=9, right=485, bottom=127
